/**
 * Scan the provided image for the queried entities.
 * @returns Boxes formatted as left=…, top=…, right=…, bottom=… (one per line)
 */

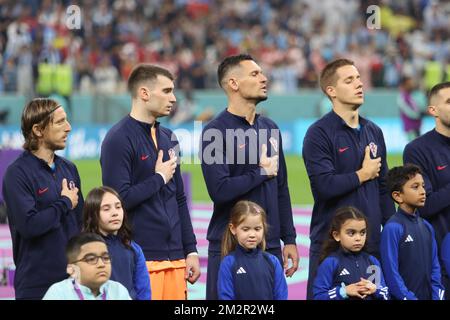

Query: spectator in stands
left=2, top=58, right=18, bottom=92
left=397, top=76, right=424, bottom=141
left=93, top=55, right=120, bottom=94
left=1, top=0, right=449, bottom=93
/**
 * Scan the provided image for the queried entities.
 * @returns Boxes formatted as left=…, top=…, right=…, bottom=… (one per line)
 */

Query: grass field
left=74, top=154, right=403, bottom=205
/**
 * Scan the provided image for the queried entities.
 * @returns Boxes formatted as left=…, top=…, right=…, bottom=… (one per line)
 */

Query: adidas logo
left=339, top=268, right=350, bottom=276
left=236, top=267, right=247, bottom=274
left=405, top=235, right=414, bottom=243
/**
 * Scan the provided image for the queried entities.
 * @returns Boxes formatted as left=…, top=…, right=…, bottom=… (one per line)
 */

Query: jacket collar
left=24, top=150, right=62, bottom=171
left=224, top=109, right=260, bottom=126
left=236, top=243, right=261, bottom=257
left=397, top=207, right=419, bottom=222
left=128, top=114, right=160, bottom=132
left=327, top=110, right=368, bottom=130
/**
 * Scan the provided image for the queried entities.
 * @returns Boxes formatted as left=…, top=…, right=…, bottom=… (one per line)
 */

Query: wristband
left=339, top=282, right=348, bottom=299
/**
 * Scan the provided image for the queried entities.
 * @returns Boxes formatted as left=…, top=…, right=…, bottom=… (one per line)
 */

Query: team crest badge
left=369, top=142, right=378, bottom=158
left=168, top=148, right=176, bottom=159
left=269, top=137, right=278, bottom=153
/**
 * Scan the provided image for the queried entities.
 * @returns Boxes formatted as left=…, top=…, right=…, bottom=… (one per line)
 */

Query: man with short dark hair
left=201, top=54, right=299, bottom=300
left=403, top=81, right=450, bottom=299
left=101, top=64, right=199, bottom=300
left=303, top=58, right=395, bottom=299
left=2, top=98, right=82, bottom=299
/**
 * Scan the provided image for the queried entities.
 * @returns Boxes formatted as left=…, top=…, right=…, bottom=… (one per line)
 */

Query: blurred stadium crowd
left=1, top=0, right=450, bottom=99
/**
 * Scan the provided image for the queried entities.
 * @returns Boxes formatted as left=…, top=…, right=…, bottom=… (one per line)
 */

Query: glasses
left=72, top=253, right=111, bottom=265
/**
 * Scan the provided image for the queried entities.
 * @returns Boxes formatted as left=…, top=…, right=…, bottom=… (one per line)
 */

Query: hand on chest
left=334, top=133, right=380, bottom=171
left=224, top=130, right=280, bottom=165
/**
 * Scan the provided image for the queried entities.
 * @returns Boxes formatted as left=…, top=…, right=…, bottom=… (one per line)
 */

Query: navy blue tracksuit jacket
left=313, top=248, right=389, bottom=300
left=101, top=116, right=197, bottom=261
left=302, top=111, right=395, bottom=253
left=2, top=151, right=83, bottom=299
left=404, top=129, right=450, bottom=298
left=103, top=234, right=151, bottom=300
left=201, top=109, right=296, bottom=299
left=380, top=209, right=445, bottom=300
left=200, top=110, right=296, bottom=252
left=217, top=245, right=288, bottom=300
left=442, top=233, right=450, bottom=277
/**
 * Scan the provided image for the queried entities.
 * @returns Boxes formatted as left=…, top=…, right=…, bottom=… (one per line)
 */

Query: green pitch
left=74, top=154, right=403, bottom=205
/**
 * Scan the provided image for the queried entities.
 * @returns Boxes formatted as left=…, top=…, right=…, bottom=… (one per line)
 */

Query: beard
left=46, top=140, right=66, bottom=151
left=243, top=93, right=268, bottom=105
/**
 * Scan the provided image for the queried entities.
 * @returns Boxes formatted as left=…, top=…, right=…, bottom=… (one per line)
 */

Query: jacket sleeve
left=312, top=257, right=345, bottom=300
left=270, top=254, right=288, bottom=300
left=424, top=222, right=445, bottom=300
left=369, top=256, right=390, bottom=300
left=380, top=222, right=417, bottom=300
left=217, top=255, right=235, bottom=300
left=302, top=126, right=361, bottom=202
left=3, top=164, right=72, bottom=240
left=172, top=140, right=197, bottom=256
left=101, top=132, right=165, bottom=211
left=200, top=125, right=268, bottom=205
left=276, top=130, right=296, bottom=244
left=403, top=145, right=450, bottom=219
left=131, top=241, right=151, bottom=300
left=377, top=129, right=395, bottom=224
left=441, top=233, right=450, bottom=277
left=72, top=165, right=84, bottom=228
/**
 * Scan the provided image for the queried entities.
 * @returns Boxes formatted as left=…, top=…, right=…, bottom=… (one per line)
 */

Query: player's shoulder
left=203, top=111, right=227, bottom=131
left=309, top=112, right=339, bottom=131
left=105, top=116, right=132, bottom=137
left=257, top=114, right=279, bottom=129
left=405, top=130, right=434, bottom=151
left=304, top=114, right=336, bottom=141
left=3, top=152, right=27, bottom=178
left=103, top=117, right=135, bottom=145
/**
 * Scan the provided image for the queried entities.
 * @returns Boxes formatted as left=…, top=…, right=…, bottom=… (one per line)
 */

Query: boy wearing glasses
left=43, top=233, right=131, bottom=300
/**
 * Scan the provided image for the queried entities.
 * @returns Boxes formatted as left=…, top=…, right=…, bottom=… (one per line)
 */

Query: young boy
left=381, top=164, right=445, bottom=300
left=43, top=233, right=131, bottom=300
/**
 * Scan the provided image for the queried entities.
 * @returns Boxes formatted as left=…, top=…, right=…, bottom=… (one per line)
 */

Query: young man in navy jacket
left=403, top=81, right=450, bottom=299
left=2, top=98, right=82, bottom=299
left=302, top=59, right=395, bottom=299
left=200, top=54, right=298, bottom=300
left=101, top=64, right=199, bottom=299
